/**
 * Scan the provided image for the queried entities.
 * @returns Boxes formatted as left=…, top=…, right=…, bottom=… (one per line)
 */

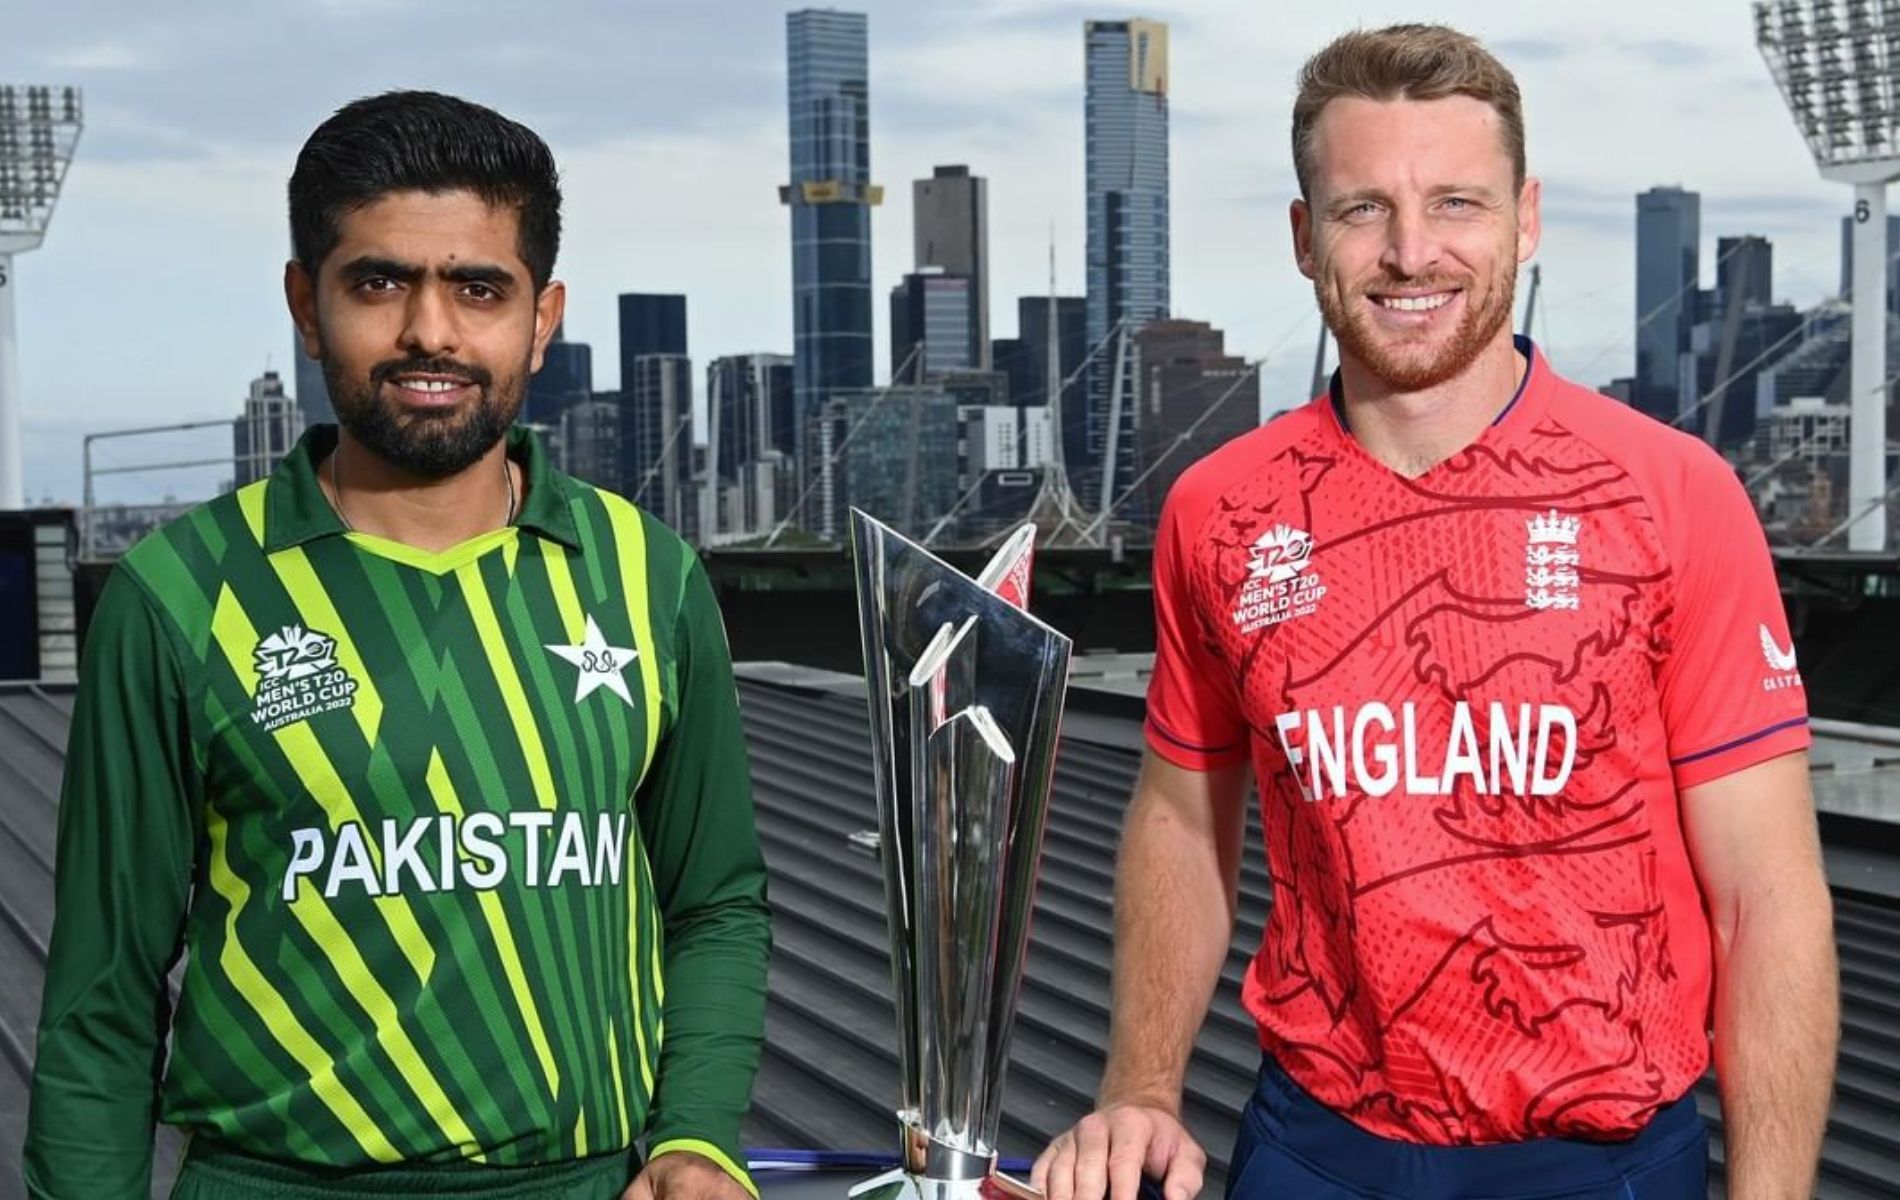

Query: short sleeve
left=1145, top=482, right=1249, bottom=770
left=1655, top=452, right=1810, bottom=790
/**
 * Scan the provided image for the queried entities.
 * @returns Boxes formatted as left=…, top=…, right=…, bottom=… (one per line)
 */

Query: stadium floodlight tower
left=0, top=85, right=83, bottom=511
left=1757, top=2, right=1896, bottom=551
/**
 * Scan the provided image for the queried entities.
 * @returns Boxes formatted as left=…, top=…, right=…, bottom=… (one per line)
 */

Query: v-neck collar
left=1322, top=334, right=1553, bottom=480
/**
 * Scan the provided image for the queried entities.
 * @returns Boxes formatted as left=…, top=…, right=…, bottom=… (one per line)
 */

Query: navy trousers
left=1225, top=1058, right=1708, bottom=1200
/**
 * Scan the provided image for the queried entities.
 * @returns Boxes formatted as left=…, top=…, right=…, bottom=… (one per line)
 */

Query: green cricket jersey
left=24, top=426, right=770, bottom=1199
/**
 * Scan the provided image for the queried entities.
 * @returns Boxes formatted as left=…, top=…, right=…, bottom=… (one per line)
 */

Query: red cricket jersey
left=1145, top=339, right=1809, bottom=1145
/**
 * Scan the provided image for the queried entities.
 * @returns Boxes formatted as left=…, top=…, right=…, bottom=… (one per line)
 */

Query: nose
left=398, top=284, right=460, bottom=358
left=1379, top=205, right=1441, bottom=280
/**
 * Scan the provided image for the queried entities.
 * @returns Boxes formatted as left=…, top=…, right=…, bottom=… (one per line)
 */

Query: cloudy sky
left=6, top=0, right=1850, bottom=505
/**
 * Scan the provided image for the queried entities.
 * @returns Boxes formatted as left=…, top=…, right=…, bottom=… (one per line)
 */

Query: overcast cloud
left=7, top=1, right=1847, bottom=504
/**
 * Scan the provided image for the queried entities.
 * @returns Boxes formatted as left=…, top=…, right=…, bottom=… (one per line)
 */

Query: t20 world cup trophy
left=848, top=512, right=1073, bottom=1200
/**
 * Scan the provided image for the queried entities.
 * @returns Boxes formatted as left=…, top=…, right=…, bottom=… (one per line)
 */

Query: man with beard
left=26, top=92, right=769, bottom=1200
left=1033, top=26, right=1836, bottom=1200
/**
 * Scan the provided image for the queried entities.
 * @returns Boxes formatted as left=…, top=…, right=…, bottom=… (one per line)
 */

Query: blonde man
left=1034, top=25, right=1836, bottom=1200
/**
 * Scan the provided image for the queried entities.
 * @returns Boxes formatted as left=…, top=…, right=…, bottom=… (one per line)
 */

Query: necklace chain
left=329, top=443, right=518, bottom=534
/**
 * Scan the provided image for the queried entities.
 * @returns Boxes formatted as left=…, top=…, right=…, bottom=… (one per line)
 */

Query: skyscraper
left=707, top=354, right=795, bottom=543
left=1634, top=186, right=1699, bottom=423
left=784, top=8, right=878, bottom=478
left=1716, top=235, right=1773, bottom=316
left=1019, top=294, right=1088, bottom=468
left=913, top=165, right=989, bottom=369
left=526, top=323, right=592, bottom=428
left=232, top=369, right=304, bottom=489
left=992, top=337, right=1030, bottom=404
left=1131, top=319, right=1258, bottom=517
left=617, top=293, right=688, bottom=393
left=627, top=354, right=695, bottom=539
left=561, top=394, right=623, bottom=492
left=813, top=385, right=958, bottom=539
left=1085, top=17, right=1170, bottom=513
left=292, top=330, right=332, bottom=426
left=890, top=270, right=975, bottom=382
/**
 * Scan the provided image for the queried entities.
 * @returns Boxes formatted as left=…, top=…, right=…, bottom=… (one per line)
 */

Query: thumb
left=623, top=1165, right=659, bottom=1200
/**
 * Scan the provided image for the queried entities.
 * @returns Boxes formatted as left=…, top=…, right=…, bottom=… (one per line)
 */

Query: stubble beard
left=1317, top=251, right=1517, bottom=394
left=320, top=345, right=528, bottom=479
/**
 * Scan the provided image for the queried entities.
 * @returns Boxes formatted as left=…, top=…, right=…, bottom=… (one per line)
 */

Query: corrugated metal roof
left=732, top=673, right=1900, bottom=1200
left=1, top=675, right=1897, bottom=1199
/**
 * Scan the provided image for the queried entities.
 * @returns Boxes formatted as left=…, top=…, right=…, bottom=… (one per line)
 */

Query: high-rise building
left=1019, top=294, right=1089, bottom=471
left=708, top=354, right=795, bottom=480
left=562, top=394, right=623, bottom=492
left=232, top=369, right=304, bottom=489
left=617, top=294, right=688, bottom=393
left=1132, top=318, right=1258, bottom=518
left=1635, top=186, right=1700, bottom=423
left=1838, top=214, right=1900, bottom=318
left=625, top=354, right=696, bottom=539
left=962, top=405, right=1054, bottom=474
left=891, top=269, right=975, bottom=382
left=813, top=385, right=958, bottom=539
left=1716, top=235, right=1773, bottom=316
left=1085, top=18, right=1171, bottom=511
left=706, top=354, right=795, bottom=542
left=292, top=330, right=333, bottom=426
left=913, top=165, right=989, bottom=369
left=1685, top=303, right=1801, bottom=450
left=953, top=405, right=1057, bottom=543
left=526, top=324, right=593, bottom=427
left=784, top=8, right=878, bottom=477
left=992, top=337, right=1029, bottom=404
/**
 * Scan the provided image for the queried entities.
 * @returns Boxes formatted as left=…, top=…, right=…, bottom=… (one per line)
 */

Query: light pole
left=0, top=84, right=83, bottom=511
left=1757, top=1, right=1897, bottom=551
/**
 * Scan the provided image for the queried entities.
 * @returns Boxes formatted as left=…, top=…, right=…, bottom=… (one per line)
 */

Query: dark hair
left=288, top=90, right=562, bottom=289
left=1292, top=24, right=1525, bottom=201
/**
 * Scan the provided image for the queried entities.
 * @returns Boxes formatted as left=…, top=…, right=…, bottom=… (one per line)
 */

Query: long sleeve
left=637, top=559, right=771, bottom=1194
left=24, top=569, right=201, bottom=1200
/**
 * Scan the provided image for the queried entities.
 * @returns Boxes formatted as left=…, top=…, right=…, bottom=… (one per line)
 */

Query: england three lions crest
left=1525, top=510, right=1581, bottom=611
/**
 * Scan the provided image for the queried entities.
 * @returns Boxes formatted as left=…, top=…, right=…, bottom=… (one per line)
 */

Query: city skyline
left=7, top=0, right=1859, bottom=506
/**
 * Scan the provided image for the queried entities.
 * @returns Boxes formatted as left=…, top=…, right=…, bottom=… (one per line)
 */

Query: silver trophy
left=848, top=511, right=1073, bottom=1200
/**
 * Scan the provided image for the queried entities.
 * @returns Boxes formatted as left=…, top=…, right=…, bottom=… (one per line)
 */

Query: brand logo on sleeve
left=1232, top=524, right=1326, bottom=634
left=1524, top=510, right=1581, bottom=610
left=250, top=625, right=359, bottom=732
left=1759, top=623, right=1803, bottom=692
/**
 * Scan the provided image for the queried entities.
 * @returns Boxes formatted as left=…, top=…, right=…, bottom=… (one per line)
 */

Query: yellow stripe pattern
left=456, top=559, right=559, bottom=811
left=421, top=751, right=564, bottom=1102
left=203, top=805, right=403, bottom=1162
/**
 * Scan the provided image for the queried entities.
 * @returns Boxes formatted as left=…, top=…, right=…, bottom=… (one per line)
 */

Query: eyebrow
left=336, top=255, right=519, bottom=288
left=1326, top=183, right=1505, bottom=213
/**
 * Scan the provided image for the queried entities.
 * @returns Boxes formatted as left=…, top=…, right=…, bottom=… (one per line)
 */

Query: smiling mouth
left=389, top=376, right=475, bottom=395
left=1371, top=292, right=1457, bottom=312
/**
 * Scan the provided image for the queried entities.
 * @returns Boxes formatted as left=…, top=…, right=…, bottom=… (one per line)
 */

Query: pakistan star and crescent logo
left=545, top=615, right=639, bottom=707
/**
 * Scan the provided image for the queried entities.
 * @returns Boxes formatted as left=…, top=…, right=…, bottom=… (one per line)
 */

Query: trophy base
left=846, top=1167, right=1040, bottom=1200
left=846, top=1120, right=1041, bottom=1200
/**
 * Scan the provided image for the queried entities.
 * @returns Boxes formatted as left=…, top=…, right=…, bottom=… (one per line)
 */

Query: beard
left=1317, top=252, right=1516, bottom=393
left=320, top=348, right=527, bottom=478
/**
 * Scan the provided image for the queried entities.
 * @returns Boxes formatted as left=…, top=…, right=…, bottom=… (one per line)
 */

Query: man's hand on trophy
left=1030, top=1103, right=1206, bottom=1200
left=623, top=1150, right=753, bottom=1200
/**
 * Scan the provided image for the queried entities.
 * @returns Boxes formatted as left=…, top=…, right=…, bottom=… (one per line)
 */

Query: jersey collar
left=1326, top=333, right=1552, bottom=440
left=263, top=424, right=584, bottom=553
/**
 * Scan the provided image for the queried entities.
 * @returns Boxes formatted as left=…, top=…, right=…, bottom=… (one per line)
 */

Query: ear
left=530, top=281, right=567, bottom=374
left=1515, top=176, right=1542, bottom=265
left=1290, top=199, right=1317, bottom=281
left=285, top=261, right=321, bottom=360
